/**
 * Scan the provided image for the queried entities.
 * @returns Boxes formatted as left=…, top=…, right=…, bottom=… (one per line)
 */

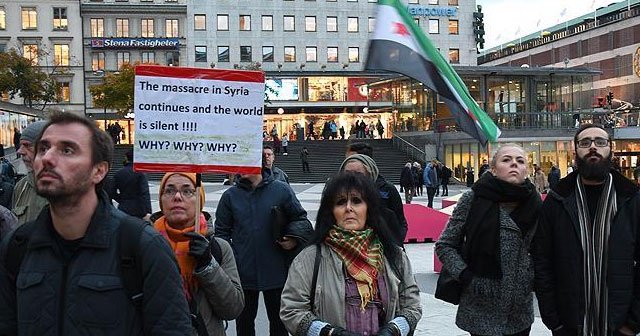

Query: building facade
left=0, top=0, right=85, bottom=116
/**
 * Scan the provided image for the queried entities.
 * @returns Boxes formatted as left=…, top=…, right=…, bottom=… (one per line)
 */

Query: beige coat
left=280, top=243, right=422, bottom=336
left=193, top=237, right=244, bottom=336
left=533, top=170, right=548, bottom=194
left=11, top=173, right=48, bottom=225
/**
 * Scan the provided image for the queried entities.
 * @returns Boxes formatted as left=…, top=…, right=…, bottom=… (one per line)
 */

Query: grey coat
left=280, top=244, right=422, bottom=336
left=435, top=191, right=535, bottom=335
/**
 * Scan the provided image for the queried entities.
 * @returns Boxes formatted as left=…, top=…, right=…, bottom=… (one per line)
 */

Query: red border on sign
left=135, top=64, right=265, bottom=83
left=134, top=163, right=261, bottom=174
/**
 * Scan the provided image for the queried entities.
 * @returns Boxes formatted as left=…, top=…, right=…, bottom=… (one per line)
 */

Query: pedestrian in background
left=414, top=162, right=424, bottom=197
left=440, top=163, right=452, bottom=197
left=436, top=143, right=541, bottom=336
left=12, top=127, right=20, bottom=159
left=281, top=133, right=289, bottom=155
left=154, top=172, right=244, bottom=335
left=533, top=165, right=548, bottom=194
left=263, top=145, right=289, bottom=184
left=300, top=146, right=310, bottom=173
left=547, top=163, right=560, bottom=191
left=280, top=172, right=422, bottom=336
left=111, top=149, right=152, bottom=219
left=423, top=160, right=439, bottom=208
left=400, top=162, right=414, bottom=204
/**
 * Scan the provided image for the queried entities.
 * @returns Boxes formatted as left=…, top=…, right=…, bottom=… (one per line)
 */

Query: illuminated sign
left=91, top=38, right=180, bottom=50
left=408, top=6, right=458, bottom=17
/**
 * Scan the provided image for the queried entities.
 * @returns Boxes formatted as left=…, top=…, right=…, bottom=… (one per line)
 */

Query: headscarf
left=339, top=154, right=379, bottom=181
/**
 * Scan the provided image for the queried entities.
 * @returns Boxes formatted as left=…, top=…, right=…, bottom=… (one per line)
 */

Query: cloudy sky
left=476, top=0, right=628, bottom=49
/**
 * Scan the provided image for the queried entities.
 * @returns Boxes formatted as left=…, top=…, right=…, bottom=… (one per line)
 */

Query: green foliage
left=0, top=49, right=60, bottom=109
left=90, top=63, right=136, bottom=116
left=235, top=62, right=277, bottom=103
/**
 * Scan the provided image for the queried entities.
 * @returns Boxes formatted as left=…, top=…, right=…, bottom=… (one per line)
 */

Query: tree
left=235, top=62, right=277, bottom=103
left=0, top=49, right=59, bottom=109
left=90, top=63, right=135, bottom=117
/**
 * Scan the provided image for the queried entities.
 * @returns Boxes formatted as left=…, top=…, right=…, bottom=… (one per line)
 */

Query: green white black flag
left=365, top=0, right=500, bottom=145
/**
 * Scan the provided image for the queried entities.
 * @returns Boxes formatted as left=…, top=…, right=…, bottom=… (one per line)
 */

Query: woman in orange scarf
left=154, top=172, right=244, bottom=335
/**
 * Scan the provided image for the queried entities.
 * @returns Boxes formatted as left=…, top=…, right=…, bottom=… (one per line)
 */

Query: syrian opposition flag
left=365, top=0, right=500, bottom=145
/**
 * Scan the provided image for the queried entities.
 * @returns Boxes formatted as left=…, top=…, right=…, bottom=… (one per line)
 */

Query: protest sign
left=133, top=65, right=265, bottom=174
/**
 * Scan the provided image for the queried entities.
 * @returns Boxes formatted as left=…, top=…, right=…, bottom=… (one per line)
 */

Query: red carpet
left=403, top=204, right=450, bottom=243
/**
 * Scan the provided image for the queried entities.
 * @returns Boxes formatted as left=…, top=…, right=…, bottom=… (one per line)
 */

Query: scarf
left=463, top=172, right=541, bottom=279
left=576, top=173, right=617, bottom=336
left=153, top=213, right=209, bottom=301
left=325, top=226, right=384, bottom=310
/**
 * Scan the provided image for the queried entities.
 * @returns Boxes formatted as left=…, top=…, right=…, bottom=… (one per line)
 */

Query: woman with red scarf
left=280, top=172, right=421, bottom=336
left=154, top=172, right=244, bottom=335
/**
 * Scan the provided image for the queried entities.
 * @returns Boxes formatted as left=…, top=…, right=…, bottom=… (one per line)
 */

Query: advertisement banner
left=133, top=65, right=265, bottom=174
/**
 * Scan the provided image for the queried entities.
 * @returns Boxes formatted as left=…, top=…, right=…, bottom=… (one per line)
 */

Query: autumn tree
left=0, top=49, right=59, bottom=109
left=89, top=63, right=135, bottom=117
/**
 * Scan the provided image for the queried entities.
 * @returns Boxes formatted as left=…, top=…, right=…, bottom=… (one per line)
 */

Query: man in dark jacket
left=547, top=163, right=561, bottom=191
left=0, top=113, right=191, bottom=335
left=111, top=149, right=152, bottom=219
left=215, top=171, right=312, bottom=336
left=534, top=124, right=640, bottom=336
left=346, top=142, right=409, bottom=243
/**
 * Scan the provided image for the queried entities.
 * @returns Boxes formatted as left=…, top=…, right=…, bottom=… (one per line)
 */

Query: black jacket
left=533, top=170, right=640, bottom=333
left=112, top=163, right=152, bottom=218
left=0, top=195, right=192, bottom=335
left=377, top=175, right=408, bottom=245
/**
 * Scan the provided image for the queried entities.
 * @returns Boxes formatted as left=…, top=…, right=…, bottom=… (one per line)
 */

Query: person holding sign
left=153, top=172, right=244, bottom=336
left=215, top=171, right=313, bottom=336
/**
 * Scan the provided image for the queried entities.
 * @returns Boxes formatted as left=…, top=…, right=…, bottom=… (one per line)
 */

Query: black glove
left=376, top=322, right=401, bottom=336
left=184, top=231, right=212, bottom=270
left=319, top=325, right=361, bottom=336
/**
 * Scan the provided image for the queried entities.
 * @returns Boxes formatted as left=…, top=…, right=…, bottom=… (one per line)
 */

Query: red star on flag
left=392, top=22, right=410, bottom=37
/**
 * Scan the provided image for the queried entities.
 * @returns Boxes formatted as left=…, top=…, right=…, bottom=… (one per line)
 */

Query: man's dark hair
left=263, top=144, right=274, bottom=152
left=347, top=142, right=373, bottom=157
left=35, top=112, right=114, bottom=190
left=574, top=124, right=610, bottom=150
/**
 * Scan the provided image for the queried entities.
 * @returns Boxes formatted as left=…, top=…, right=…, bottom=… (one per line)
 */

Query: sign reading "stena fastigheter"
left=90, top=38, right=180, bottom=50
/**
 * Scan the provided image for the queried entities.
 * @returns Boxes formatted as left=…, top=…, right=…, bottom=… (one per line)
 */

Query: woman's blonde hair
left=490, top=143, right=526, bottom=168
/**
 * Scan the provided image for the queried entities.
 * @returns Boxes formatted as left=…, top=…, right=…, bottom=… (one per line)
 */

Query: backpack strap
left=117, top=214, right=148, bottom=308
left=309, top=243, right=321, bottom=309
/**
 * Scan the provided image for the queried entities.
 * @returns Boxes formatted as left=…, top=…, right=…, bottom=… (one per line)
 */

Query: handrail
left=392, top=135, right=425, bottom=163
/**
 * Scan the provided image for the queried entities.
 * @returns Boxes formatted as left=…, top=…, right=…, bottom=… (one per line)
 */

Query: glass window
left=91, top=18, right=104, bottom=37
left=428, top=19, right=439, bottom=34
left=347, top=0, right=357, bottom=2
left=448, top=19, right=458, bottom=35
left=448, top=48, right=459, bottom=64
left=306, top=47, right=317, bottom=62
left=195, top=46, right=207, bottom=62
left=141, top=52, right=155, bottom=64
left=348, top=47, right=359, bottom=62
left=240, top=46, right=252, bottom=62
left=327, top=0, right=337, bottom=2
left=284, top=46, right=296, bottom=62
left=305, top=16, right=316, bottom=32
left=348, top=17, right=359, bottom=32
left=409, top=0, right=419, bottom=3
left=262, top=46, right=274, bottom=62
left=284, top=16, right=295, bottom=31
left=217, top=14, right=229, bottom=30
left=165, top=19, right=179, bottom=37
left=117, top=52, right=130, bottom=69
left=262, top=15, right=273, bottom=31
left=57, top=82, right=70, bottom=103
left=54, top=44, right=69, bottom=66
left=194, top=14, right=206, bottom=30
left=92, top=53, right=105, bottom=71
left=414, top=18, right=419, bottom=26
left=141, top=19, right=154, bottom=37
left=0, top=7, right=5, bottom=30
left=22, top=7, right=37, bottom=30
left=368, top=18, right=375, bottom=33
left=166, top=52, right=179, bottom=66
left=23, top=44, right=38, bottom=65
left=218, top=46, right=229, bottom=62
left=327, top=17, right=337, bottom=32
left=239, top=15, right=251, bottom=31
left=429, top=0, right=438, bottom=4
left=53, top=8, right=67, bottom=30
left=327, top=47, right=338, bottom=62
left=449, top=0, right=459, bottom=5
left=116, top=18, right=129, bottom=37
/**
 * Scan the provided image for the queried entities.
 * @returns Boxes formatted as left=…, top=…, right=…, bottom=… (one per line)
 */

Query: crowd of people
left=0, top=114, right=639, bottom=336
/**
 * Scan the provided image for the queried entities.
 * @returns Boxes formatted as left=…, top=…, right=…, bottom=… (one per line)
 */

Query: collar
left=28, top=193, right=114, bottom=250
left=550, top=169, right=638, bottom=201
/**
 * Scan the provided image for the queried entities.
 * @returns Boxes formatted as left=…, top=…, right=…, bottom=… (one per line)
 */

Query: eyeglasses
left=162, top=187, right=197, bottom=198
left=577, top=137, right=609, bottom=148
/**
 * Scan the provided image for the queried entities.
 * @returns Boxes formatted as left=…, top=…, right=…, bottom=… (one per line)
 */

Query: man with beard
left=0, top=113, right=191, bottom=335
left=534, top=124, right=640, bottom=336
left=214, top=171, right=312, bottom=336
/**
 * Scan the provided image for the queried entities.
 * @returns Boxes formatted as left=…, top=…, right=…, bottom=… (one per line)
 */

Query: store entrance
left=263, top=112, right=394, bottom=141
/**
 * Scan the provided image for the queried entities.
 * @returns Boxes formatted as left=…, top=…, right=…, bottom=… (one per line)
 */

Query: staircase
left=109, top=140, right=415, bottom=184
